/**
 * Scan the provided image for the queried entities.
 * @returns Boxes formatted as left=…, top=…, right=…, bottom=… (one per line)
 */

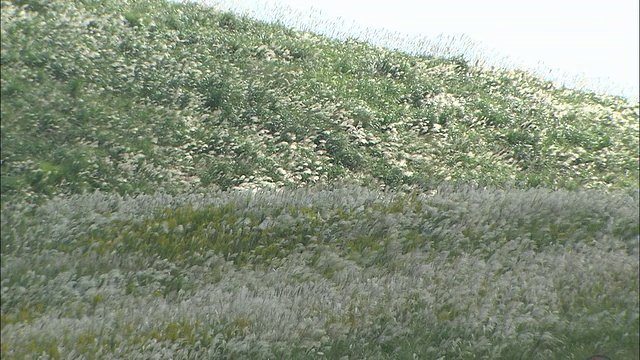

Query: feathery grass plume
left=1, top=0, right=638, bottom=358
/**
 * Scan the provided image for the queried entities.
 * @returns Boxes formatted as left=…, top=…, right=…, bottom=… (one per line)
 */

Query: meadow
left=1, top=0, right=639, bottom=358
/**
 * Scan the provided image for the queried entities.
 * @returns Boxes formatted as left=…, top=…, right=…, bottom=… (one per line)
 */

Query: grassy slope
left=1, top=0, right=638, bottom=206
left=1, top=0, right=639, bottom=359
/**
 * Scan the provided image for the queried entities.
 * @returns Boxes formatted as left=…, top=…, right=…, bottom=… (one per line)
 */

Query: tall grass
left=182, top=0, right=639, bottom=101
left=1, top=0, right=638, bottom=206
left=1, top=0, right=638, bottom=358
left=2, top=186, right=638, bottom=359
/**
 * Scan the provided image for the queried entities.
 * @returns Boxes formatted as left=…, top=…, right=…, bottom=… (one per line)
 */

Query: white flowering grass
left=1, top=0, right=638, bottom=358
left=2, top=186, right=638, bottom=359
left=1, top=0, right=638, bottom=207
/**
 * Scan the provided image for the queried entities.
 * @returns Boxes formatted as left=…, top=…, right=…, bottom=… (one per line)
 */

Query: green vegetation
left=2, top=0, right=638, bottom=205
left=2, top=187, right=638, bottom=359
left=1, top=0, right=638, bottom=359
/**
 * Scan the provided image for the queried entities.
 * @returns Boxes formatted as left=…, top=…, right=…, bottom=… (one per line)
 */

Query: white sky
left=186, top=0, right=639, bottom=100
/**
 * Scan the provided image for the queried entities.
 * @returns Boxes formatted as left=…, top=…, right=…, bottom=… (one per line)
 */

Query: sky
left=186, top=0, right=639, bottom=100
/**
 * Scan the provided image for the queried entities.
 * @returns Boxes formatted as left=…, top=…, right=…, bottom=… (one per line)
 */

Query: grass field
left=1, top=0, right=638, bottom=358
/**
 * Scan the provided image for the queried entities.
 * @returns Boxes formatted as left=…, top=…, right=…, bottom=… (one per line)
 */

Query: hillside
left=1, top=0, right=639, bottom=359
left=1, top=0, right=638, bottom=206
